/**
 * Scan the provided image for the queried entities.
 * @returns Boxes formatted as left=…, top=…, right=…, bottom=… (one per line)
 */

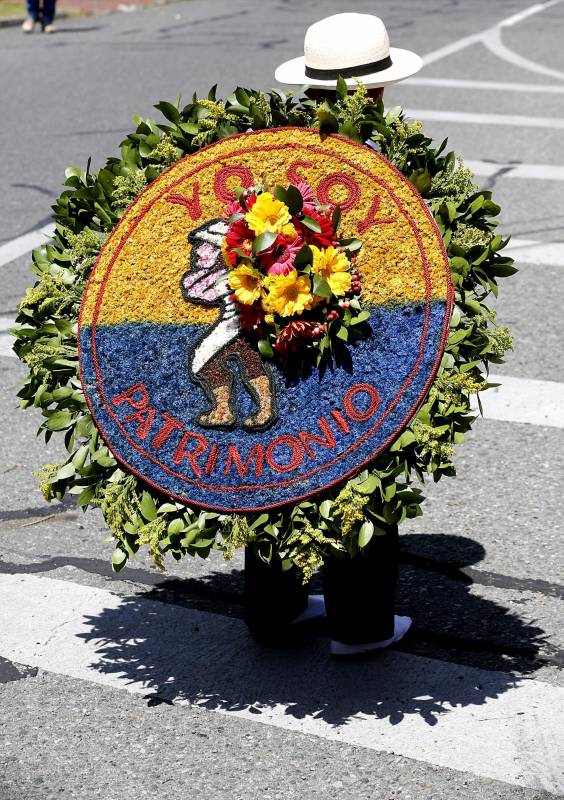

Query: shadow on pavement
left=76, top=533, right=548, bottom=727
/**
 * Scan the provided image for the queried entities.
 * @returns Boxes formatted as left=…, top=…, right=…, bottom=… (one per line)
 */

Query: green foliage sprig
left=13, top=85, right=516, bottom=579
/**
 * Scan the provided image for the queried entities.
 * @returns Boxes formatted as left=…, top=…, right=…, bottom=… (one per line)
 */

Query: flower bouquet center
left=223, top=182, right=369, bottom=368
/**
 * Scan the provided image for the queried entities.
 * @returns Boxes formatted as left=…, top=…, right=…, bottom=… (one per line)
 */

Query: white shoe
left=330, top=615, right=412, bottom=656
left=22, top=17, right=36, bottom=32
left=290, top=594, right=326, bottom=624
left=43, top=23, right=56, bottom=33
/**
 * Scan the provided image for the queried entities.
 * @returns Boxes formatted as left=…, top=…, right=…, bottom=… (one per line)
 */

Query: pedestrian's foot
left=43, top=23, right=56, bottom=33
left=22, top=17, right=36, bottom=32
left=290, top=594, right=326, bottom=625
left=330, top=615, right=412, bottom=656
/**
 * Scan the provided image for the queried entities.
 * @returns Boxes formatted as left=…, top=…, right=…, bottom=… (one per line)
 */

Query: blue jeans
left=26, top=0, right=56, bottom=24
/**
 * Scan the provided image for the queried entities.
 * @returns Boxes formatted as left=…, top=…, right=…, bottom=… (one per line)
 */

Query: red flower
left=236, top=301, right=265, bottom=332
left=295, top=209, right=336, bottom=248
left=274, top=320, right=319, bottom=352
left=245, top=192, right=257, bottom=209
left=224, top=219, right=254, bottom=266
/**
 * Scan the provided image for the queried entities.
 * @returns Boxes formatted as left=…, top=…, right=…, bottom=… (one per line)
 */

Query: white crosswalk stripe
left=480, top=375, right=564, bottom=428
left=504, top=239, right=564, bottom=266
left=406, top=77, right=564, bottom=94
left=467, top=160, right=564, bottom=182
left=0, top=315, right=15, bottom=358
left=0, top=572, right=563, bottom=794
left=404, top=108, right=564, bottom=129
left=0, top=222, right=55, bottom=269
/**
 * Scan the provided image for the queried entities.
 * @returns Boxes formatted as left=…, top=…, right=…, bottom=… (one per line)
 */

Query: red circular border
left=79, top=129, right=453, bottom=512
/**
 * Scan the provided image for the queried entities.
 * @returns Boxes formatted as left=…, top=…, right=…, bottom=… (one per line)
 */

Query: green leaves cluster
left=13, top=85, right=515, bottom=578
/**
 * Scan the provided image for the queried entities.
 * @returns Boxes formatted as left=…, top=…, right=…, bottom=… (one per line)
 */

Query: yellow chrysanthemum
left=228, top=264, right=263, bottom=305
left=245, top=192, right=291, bottom=236
left=310, top=245, right=352, bottom=297
left=264, top=269, right=314, bottom=317
left=282, top=223, right=298, bottom=241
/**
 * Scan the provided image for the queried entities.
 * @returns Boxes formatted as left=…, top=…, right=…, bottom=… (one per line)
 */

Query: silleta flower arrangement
left=223, top=182, right=369, bottom=367
left=13, top=84, right=516, bottom=579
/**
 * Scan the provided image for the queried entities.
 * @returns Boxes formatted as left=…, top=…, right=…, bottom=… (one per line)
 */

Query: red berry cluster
left=346, top=262, right=362, bottom=298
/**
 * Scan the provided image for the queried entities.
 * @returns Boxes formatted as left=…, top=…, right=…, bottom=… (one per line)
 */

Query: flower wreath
left=14, top=84, right=516, bottom=580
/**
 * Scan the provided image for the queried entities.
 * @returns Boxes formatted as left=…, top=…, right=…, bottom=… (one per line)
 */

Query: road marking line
left=504, top=238, right=564, bottom=266
left=406, top=77, right=564, bottom=94
left=0, top=315, right=16, bottom=359
left=498, top=0, right=564, bottom=28
left=0, top=572, right=563, bottom=794
left=483, top=375, right=564, bottom=428
left=0, top=335, right=14, bottom=358
left=0, top=223, right=55, bottom=269
left=482, top=26, right=564, bottom=82
left=404, top=108, right=564, bottom=129
left=467, top=160, right=564, bottom=181
left=422, top=0, right=564, bottom=76
left=421, top=30, right=483, bottom=67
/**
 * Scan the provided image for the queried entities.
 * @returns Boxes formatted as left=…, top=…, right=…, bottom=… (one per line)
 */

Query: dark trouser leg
left=243, top=545, right=309, bottom=638
left=322, top=524, right=399, bottom=644
left=26, top=0, right=40, bottom=19
left=42, top=0, right=56, bottom=24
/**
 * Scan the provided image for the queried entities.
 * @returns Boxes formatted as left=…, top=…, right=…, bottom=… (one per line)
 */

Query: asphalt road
left=1, top=1, right=563, bottom=798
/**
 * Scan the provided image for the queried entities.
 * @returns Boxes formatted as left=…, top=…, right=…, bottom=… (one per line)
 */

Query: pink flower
left=223, top=199, right=242, bottom=220
left=294, top=179, right=316, bottom=216
left=260, top=234, right=303, bottom=276
left=223, top=192, right=257, bottom=221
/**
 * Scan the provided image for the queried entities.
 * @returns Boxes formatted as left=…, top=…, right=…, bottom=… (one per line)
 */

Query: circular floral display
left=79, top=127, right=453, bottom=512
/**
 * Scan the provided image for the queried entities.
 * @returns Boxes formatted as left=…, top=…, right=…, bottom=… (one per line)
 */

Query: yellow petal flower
left=228, top=264, right=263, bottom=305
left=310, top=245, right=351, bottom=297
left=245, top=192, right=291, bottom=236
left=282, top=223, right=298, bottom=241
left=263, top=269, right=314, bottom=317
left=326, top=271, right=351, bottom=295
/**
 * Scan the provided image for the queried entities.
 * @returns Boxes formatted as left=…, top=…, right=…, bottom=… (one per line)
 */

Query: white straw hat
left=275, top=13, right=422, bottom=89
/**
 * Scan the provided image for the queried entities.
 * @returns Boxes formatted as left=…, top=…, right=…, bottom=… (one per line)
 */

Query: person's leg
left=243, top=545, right=309, bottom=639
left=26, top=0, right=40, bottom=18
left=23, top=0, right=40, bottom=29
left=42, top=0, right=56, bottom=24
left=322, top=524, right=405, bottom=646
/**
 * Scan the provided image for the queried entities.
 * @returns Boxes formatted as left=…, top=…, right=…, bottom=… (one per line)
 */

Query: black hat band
left=304, top=54, right=392, bottom=81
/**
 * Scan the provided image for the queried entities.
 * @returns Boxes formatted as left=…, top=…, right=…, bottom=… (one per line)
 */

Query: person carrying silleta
left=243, top=12, right=423, bottom=656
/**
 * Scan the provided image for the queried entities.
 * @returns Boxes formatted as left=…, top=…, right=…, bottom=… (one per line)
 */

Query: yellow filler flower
left=245, top=192, right=292, bottom=236
left=264, top=269, right=314, bottom=317
left=228, top=264, right=263, bottom=305
left=310, top=245, right=352, bottom=296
